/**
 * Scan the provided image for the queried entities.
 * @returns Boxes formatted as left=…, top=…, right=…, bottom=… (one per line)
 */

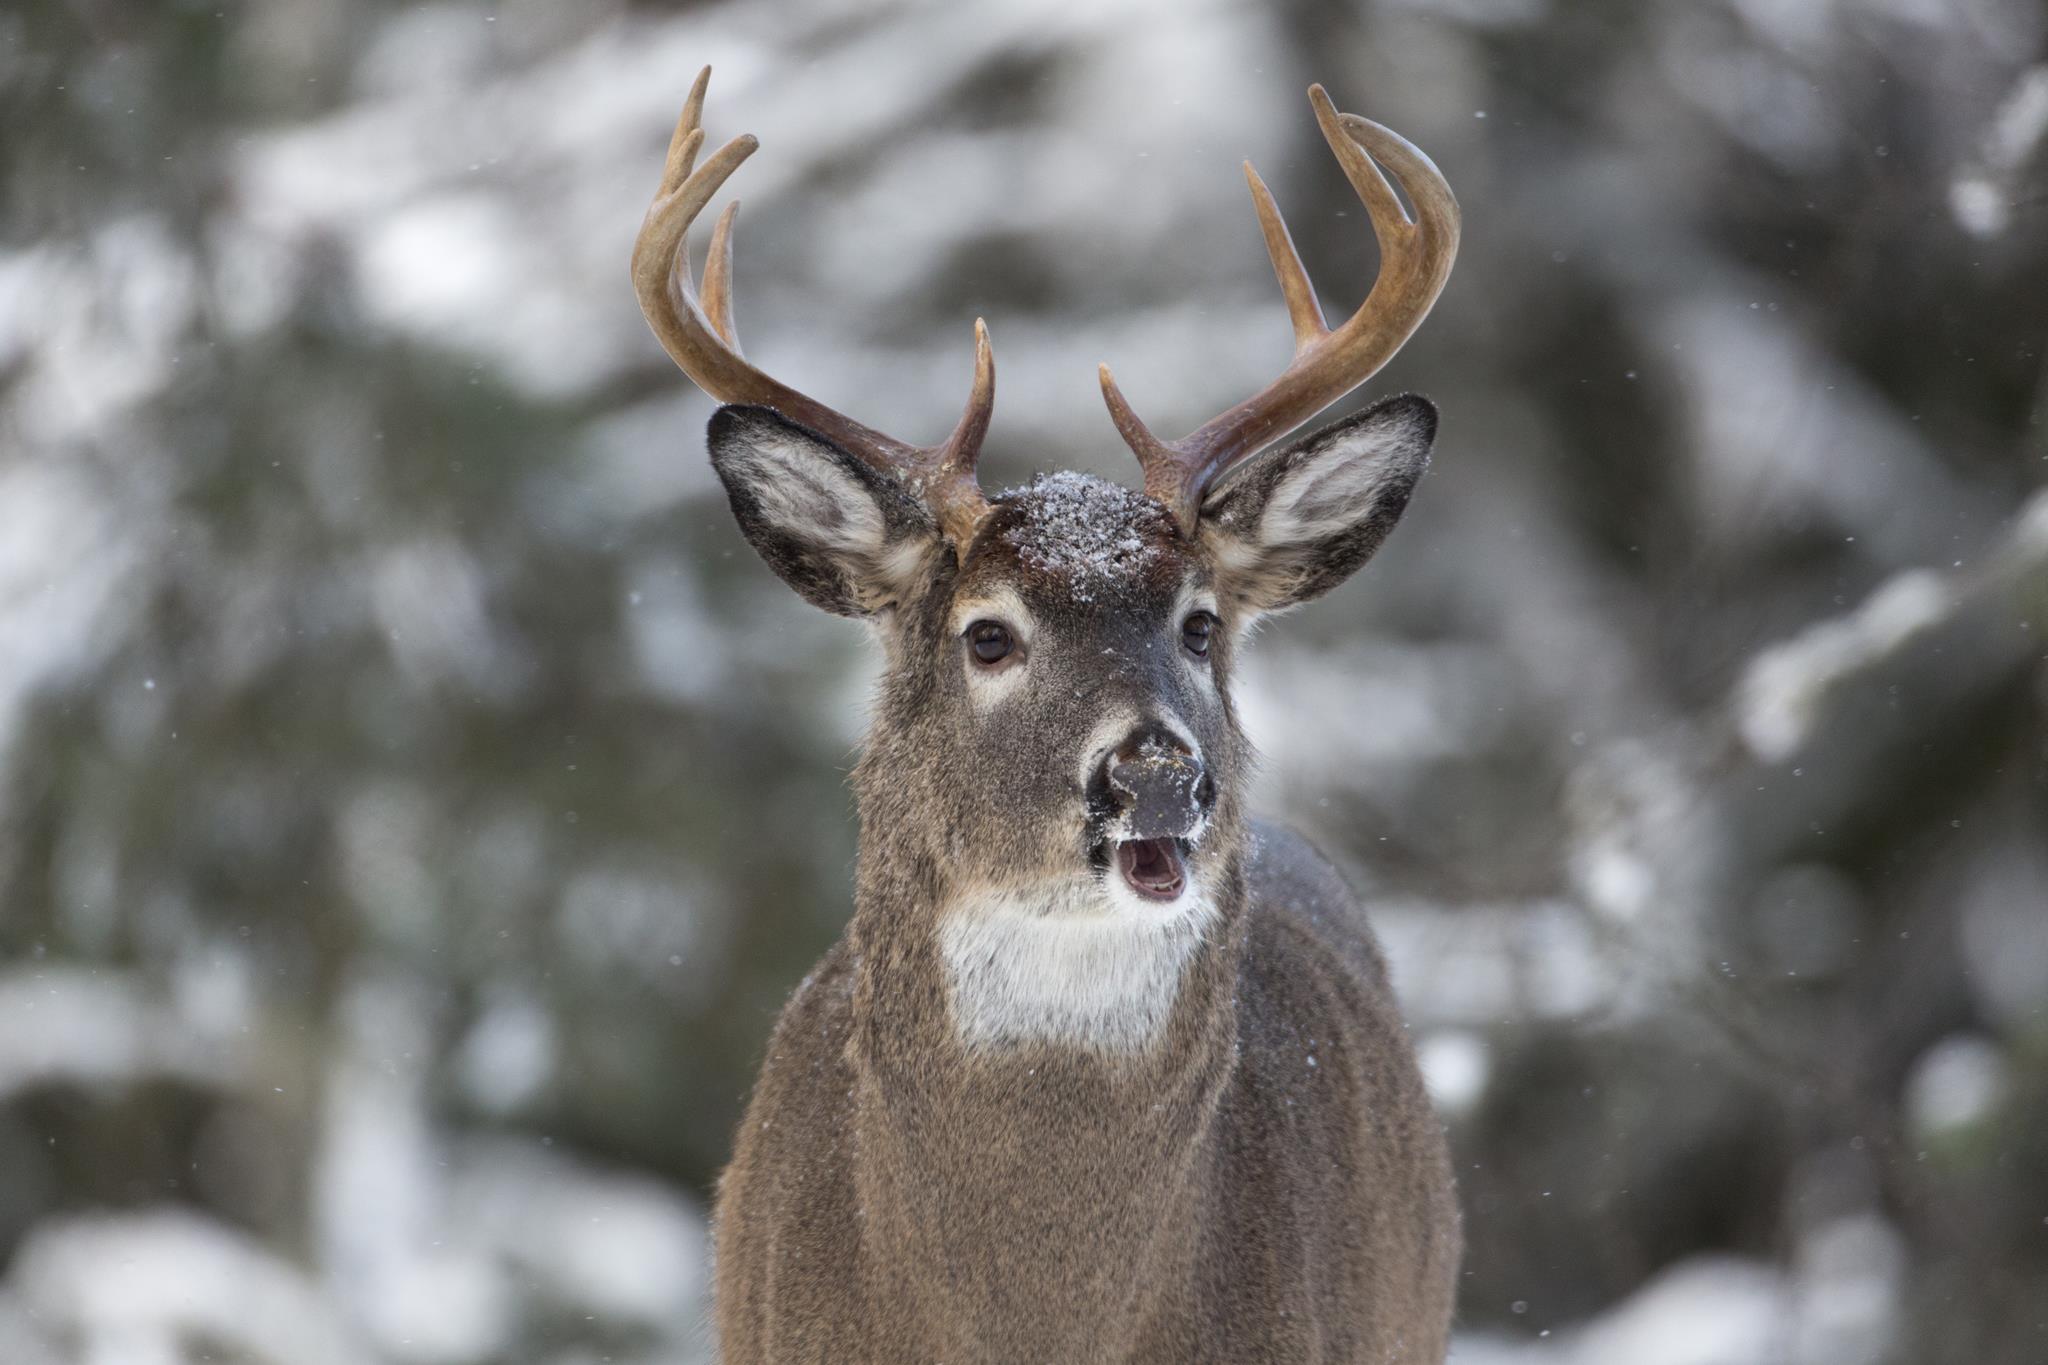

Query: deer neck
left=842, top=820, right=1248, bottom=1358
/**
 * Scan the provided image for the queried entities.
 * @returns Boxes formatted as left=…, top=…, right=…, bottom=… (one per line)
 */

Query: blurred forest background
left=3, top=0, right=2047, bottom=1361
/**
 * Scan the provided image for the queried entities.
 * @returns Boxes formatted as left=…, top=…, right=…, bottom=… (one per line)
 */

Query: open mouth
left=1113, top=837, right=1188, bottom=902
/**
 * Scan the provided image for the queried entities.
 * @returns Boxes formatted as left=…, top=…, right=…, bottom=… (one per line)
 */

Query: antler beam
left=1098, top=86, right=1460, bottom=536
left=631, top=67, right=996, bottom=559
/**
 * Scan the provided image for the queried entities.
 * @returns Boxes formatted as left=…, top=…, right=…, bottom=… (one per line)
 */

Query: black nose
left=1101, top=726, right=1215, bottom=840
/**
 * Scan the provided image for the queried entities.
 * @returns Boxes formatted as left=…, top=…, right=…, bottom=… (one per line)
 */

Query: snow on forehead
left=997, top=471, right=1171, bottom=583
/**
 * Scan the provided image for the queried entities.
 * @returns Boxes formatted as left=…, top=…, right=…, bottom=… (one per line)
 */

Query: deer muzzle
left=1108, top=750, right=1210, bottom=841
left=1090, top=731, right=1216, bottom=903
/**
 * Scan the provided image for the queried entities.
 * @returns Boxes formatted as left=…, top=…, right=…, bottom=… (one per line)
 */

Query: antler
left=1098, top=85, right=1460, bottom=536
left=631, top=68, right=996, bottom=560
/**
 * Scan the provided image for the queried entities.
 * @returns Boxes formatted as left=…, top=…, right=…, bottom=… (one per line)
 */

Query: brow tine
left=947, top=318, right=996, bottom=462
left=1097, top=363, right=1180, bottom=507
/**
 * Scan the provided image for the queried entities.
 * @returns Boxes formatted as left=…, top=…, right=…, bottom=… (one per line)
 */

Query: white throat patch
left=938, top=875, right=1216, bottom=1053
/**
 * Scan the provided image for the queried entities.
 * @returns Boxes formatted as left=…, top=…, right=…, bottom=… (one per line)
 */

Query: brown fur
left=704, top=397, right=1459, bottom=1362
left=715, top=827, right=1458, bottom=1363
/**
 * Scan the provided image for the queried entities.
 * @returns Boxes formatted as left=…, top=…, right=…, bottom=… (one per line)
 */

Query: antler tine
left=631, top=67, right=996, bottom=563
left=657, top=66, right=711, bottom=196
left=1243, top=161, right=1327, bottom=351
left=1311, top=86, right=1408, bottom=241
left=702, top=201, right=741, bottom=349
left=1100, top=85, right=1460, bottom=536
left=918, top=319, right=997, bottom=551
left=1337, top=112, right=1461, bottom=276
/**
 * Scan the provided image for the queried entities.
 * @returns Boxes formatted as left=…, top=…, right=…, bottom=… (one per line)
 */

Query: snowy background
left=3, top=0, right=2047, bottom=1361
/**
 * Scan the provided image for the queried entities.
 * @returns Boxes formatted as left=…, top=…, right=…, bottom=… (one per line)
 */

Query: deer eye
left=967, top=620, right=1015, bottom=666
left=1181, top=611, right=1218, bottom=658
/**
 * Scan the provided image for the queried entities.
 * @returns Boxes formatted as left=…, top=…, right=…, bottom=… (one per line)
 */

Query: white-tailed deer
left=633, top=69, right=1462, bottom=1363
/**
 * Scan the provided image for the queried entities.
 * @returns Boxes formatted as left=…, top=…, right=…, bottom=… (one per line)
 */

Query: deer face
left=705, top=397, right=1435, bottom=914
left=937, top=469, right=1228, bottom=909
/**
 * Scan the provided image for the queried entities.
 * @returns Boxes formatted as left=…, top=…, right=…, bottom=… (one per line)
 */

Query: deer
left=632, top=67, right=1463, bottom=1364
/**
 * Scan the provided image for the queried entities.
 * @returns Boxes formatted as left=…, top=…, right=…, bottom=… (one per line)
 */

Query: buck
left=634, top=68, right=1462, bottom=1363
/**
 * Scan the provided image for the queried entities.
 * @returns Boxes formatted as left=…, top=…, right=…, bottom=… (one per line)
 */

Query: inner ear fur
left=707, top=405, right=942, bottom=618
left=1197, top=393, right=1436, bottom=616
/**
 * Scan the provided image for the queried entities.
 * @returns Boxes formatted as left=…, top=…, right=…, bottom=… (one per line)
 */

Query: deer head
left=633, top=70, right=1457, bottom=997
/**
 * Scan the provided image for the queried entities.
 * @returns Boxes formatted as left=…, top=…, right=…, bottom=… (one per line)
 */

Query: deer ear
left=1197, top=394, right=1434, bottom=616
left=708, top=405, right=942, bottom=617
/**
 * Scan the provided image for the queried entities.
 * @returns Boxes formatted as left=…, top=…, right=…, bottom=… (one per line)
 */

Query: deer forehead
left=957, top=471, right=1196, bottom=611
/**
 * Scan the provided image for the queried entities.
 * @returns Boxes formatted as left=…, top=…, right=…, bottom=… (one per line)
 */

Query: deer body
left=716, top=823, right=1457, bottom=1363
left=632, top=70, right=1464, bottom=1363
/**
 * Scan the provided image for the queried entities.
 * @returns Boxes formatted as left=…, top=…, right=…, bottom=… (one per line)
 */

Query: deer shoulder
left=1210, top=823, right=1461, bottom=1351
